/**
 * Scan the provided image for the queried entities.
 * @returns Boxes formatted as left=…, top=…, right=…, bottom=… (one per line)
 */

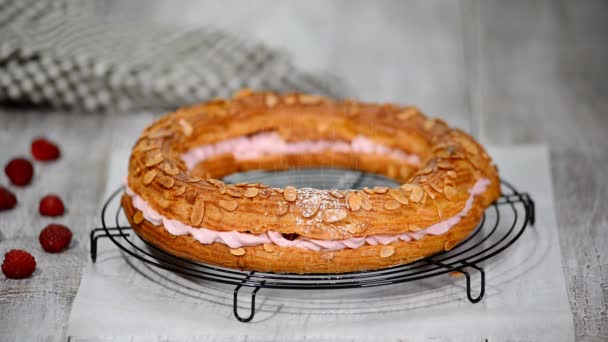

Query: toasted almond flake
left=133, top=211, right=144, bottom=224
left=206, top=204, right=222, bottom=221
left=423, top=120, right=435, bottom=131
left=423, top=186, right=436, bottom=199
left=226, top=187, right=242, bottom=198
left=233, top=88, right=253, bottom=99
left=235, top=182, right=249, bottom=187
left=401, top=183, right=415, bottom=191
left=438, top=162, right=453, bottom=169
left=148, top=130, right=173, bottom=139
left=373, top=186, right=389, bottom=194
left=388, top=189, right=409, bottom=205
left=219, top=199, right=238, bottom=211
left=417, top=208, right=435, bottom=217
left=259, top=188, right=272, bottom=199
left=323, top=208, right=348, bottom=223
left=361, top=196, right=373, bottom=211
left=347, top=192, right=362, bottom=211
left=274, top=188, right=284, bottom=194
left=143, top=170, right=157, bottom=185
left=230, top=248, right=246, bottom=256
left=409, top=186, right=424, bottom=203
left=283, top=186, right=297, bottom=202
left=380, top=246, right=395, bottom=258
left=157, top=176, right=175, bottom=189
left=361, top=187, right=373, bottom=194
left=320, top=253, right=335, bottom=261
left=420, top=167, right=433, bottom=174
left=218, top=183, right=227, bottom=194
left=446, top=170, right=457, bottom=179
left=243, top=187, right=259, bottom=198
left=186, top=177, right=202, bottom=183
left=437, top=206, right=443, bottom=218
left=185, top=190, right=197, bottom=204
left=418, top=176, right=428, bottom=183
left=284, top=95, right=296, bottom=105
left=444, top=185, right=458, bottom=201
left=178, top=119, right=193, bottom=136
left=276, top=202, right=289, bottom=216
left=263, top=243, right=275, bottom=253
left=384, top=200, right=401, bottom=211
left=145, top=153, right=164, bottom=167
left=134, top=166, right=142, bottom=176
left=410, top=225, right=422, bottom=231
left=329, top=190, right=344, bottom=199
left=444, top=240, right=457, bottom=251
left=420, top=192, right=427, bottom=204
left=190, top=198, right=205, bottom=225
left=172, top=185, right=186, bottom=197
left=397, top=108, right=417, bottom=121
left=430, top=182, right=443, bottom=193
left=301, top=196, right=321, bottom=218
left=299, top=94, right=322, bottom=104
left=265, top=94, right=278, bottom=108
left=163, top=162, right=180, bottom=175
left=139, top=143, right=159, bottom=152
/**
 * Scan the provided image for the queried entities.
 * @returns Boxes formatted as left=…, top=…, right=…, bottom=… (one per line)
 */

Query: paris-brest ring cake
left=123, top=89, right=501, bottom=273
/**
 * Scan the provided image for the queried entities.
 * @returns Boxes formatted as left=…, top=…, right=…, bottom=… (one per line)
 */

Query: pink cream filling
left=180, top=131, right=422, bottom=170
left=125, top=178, right=489, bottom=252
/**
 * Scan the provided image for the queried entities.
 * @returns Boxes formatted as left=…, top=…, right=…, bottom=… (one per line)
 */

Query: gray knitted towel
left=0, top=0, right=343, bottom=112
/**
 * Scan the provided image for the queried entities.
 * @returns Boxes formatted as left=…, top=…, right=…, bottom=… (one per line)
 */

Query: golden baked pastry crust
left=125, top=90, right=501, bottom=273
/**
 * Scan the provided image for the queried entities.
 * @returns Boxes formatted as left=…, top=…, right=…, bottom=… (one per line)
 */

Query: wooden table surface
left=1, top=1, right=607, bottom=341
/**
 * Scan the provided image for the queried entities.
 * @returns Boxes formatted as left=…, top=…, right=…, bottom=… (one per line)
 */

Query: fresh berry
left=0, top=186, right=17, bottom=211
left=39, top=194, right=65, bottom=217
left=31, top=138, right=61, bottom=161
left=39, top=224, right=73, bottom=253
left=4, top=158, right=34, bottom=186
left=2, top=249, right=36, bottom=279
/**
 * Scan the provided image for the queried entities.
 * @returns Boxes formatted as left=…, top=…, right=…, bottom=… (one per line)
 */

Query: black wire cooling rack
left=90, top=170, right=534, bottom=322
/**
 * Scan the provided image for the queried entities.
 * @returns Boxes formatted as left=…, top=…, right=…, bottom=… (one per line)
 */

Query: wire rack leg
left=89, top=227, right=131, bottom=262
left=233, top=272, right=264, bottom=322
left=459, top=262, right=485, bottom=303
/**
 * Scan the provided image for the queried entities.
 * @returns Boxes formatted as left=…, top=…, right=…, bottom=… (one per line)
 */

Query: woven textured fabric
left=0, top=0, right=343, bottom=112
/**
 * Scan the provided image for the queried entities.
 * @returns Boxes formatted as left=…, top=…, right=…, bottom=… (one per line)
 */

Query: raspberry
left=31, top=137, right=61, bottom=161
left=2, top=249, right=36, bottom=279
left=4, top=158, right=34, bottom=186
left=0, top=186, right=17, bottom=211
left=39, top=194, right=65, bottom=217
left=39, top=224, right=73, bottom=253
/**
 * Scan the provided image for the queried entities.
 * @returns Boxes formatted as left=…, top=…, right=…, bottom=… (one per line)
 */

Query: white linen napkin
left=67, top=121, right=574, bottom=341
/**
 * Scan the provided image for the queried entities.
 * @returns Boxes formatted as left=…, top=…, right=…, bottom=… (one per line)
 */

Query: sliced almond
left=373, top=186, right=389, bottom=194
left=163, top=162, right=180, bottom=176
left=230, top=248, right=246, bottom=256
left=301, top=196, right=321, bottom=218
left=172, top=185, right=186, bottom=197
left=437, top=206, right=443, bottom=218
left=284, top=95, right=296, bottom=105
left=263, top=243, right=275, bottom=253
left=346, top=192, right=362, bottom=211
left=145, top=153, right=164, bottom=167
left=148, top=129, right=173, bottom=139
left=444, top=185, right=458, bottom=201
left=438, top=161, right=453, bottom=169
left=400, top=183, right=415, bottom=191
left=178, top=119, right=193, bottom=137
left=265, top=94, right=278, bottom=108
left=362, top=187, right=374, bottom=194
left=388, top=189, right=409, bottom=205
left=417, top=208, right=435, bottom=217
left=420, top=167, right=433, bottom=174
left=380, top=246, right=395, bottom=258
left=283, top=186, right=297, bottom=202
left=409, top=186, right=424, bottom=203
left=274, top=188, right=284, bottom=194
left=444, top=240, right=457, bottom=251
left=138, top=143, right=159, bottom=152
left=157, top=176, right=175, bottom=189
left=226, top=187, right=242, bottom=198
left=397, top=108, right=417, bottom=121
left=259, top=188, right=272, bottom=199
left=323, top=208, right=348, bottom=223
left=299, top=94, right=322, bottom=104
left=143, top=170, right=157, bottom=185
left=423, top=186, right=436, bottom=199
left=276, top=202, right=289, bottom=216
left=185, top=190, right=197, bottom=204
left=329, top=190, right=344, bottom=199
left=384, top=200, right=401, bottom=211
left=206, top=204, right=223, bottom=221
left=133, top=211, right=144, bottom=224
left=361, top=196, right=373, bottom=211
left=423, top=119, right=435, bottom=131
left=219, top=199, right=238, bottom=212
left=243, top=187, right=259, bottom=198
left=190, top=198, right=205, bottom=225
left=430, top=182, right=443, bottom=193
left=446, top=170, right=457, bottom=179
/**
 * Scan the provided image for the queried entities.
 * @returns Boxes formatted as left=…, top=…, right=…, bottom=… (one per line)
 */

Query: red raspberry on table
left=39, top=194, right=65, bottom=217
left=31, top=137, right=61, bottom=161
left=0, top=186, right=17, bottom=211
left=1, top=249, right=36, bottom=279
left=39, top=224, right=72, bottom=253
left=4, top=158, right=34, bottom=186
